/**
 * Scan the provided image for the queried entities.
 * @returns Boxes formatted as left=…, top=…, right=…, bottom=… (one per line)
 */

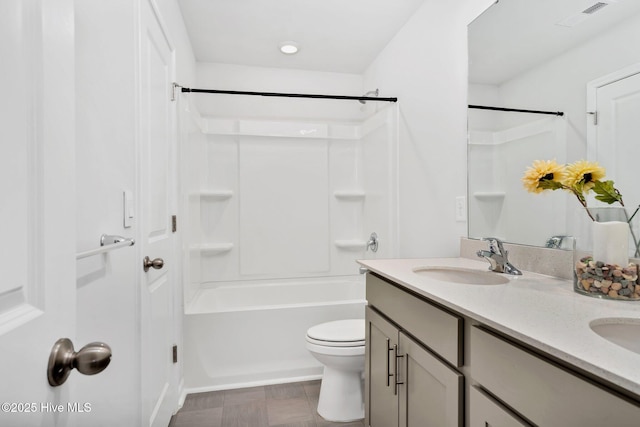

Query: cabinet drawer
left=470, top=326, right=640, bottom=427
left=366, top=273, right=462, bottom=366
left=469, top=385, right=530, bottom=427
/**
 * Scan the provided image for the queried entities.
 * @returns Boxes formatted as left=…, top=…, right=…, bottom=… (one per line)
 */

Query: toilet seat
left=305, top=341, right=365, bottom=356
left=306, top=319, right=365, bottom=347
left=306, top=336, right=365, bottom=347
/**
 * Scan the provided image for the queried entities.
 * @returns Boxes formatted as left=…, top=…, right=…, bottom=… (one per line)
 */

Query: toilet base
left=316, top=365, right=364, bottom=422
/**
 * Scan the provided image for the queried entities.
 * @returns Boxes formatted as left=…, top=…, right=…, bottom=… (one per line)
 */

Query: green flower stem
left=570, top=188, right=596, bottom=221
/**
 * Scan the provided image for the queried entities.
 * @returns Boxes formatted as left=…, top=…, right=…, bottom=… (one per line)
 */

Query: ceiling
left=469, top=0, right=640, bottom=85
left=177, top=0, right=426, bottom=74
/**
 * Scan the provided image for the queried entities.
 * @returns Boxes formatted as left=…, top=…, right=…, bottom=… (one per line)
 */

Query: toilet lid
left=306, top=319, right=365, bottom=345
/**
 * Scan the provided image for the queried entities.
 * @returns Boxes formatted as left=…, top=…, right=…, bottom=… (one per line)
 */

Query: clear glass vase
left=573, top=206, right=640, bottom=300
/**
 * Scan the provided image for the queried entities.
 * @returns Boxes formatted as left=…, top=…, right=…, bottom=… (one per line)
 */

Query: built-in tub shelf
left=334, top=240, right=366, bottom=251
left=334, top=190, right=366, bottom=201
left=473, top=191, right=506, bottom=201
left=190, top=243, right=234, bottom=255
left=189, top=190, right=233, bottom=200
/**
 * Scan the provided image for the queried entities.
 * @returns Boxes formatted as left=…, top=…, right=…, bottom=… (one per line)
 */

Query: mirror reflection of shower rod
left=468, top=104, right=564, bottom=116
left=172, top=83, right=397, bottom=103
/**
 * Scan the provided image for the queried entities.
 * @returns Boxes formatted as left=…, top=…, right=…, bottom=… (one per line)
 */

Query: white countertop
left=358, top=257, right=640, bottom=397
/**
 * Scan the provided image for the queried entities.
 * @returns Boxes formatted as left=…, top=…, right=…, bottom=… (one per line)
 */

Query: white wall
left=498, top=12, right=640, bottom=163
left=363, top=0, right=495, bottom=257
left=361, top=105, right=400, bottom=259
left=155, top=0, right=197, bottom=86
left=74, top=1, right=139, bottom=423
left=74, top=0, right=195, bottom=423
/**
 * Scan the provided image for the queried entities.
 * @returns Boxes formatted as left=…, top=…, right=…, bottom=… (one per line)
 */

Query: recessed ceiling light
left=279, top=41, right=299, bottom=55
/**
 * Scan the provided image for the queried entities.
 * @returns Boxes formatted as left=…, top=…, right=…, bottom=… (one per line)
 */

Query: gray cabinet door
left=398, top=331, right=463, bottom=427
left=469, top=385, right=530, bottom=427
left=366, top=306, right=399, bottom=427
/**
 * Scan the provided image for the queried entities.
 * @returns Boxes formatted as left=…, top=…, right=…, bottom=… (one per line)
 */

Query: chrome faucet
left=476, top=237, right=522, bottom=275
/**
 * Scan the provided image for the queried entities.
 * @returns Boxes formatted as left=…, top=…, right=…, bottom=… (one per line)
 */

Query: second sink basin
left=590, top=318, right=640, bottom=355
left=412, top=266, right=510, bottom=285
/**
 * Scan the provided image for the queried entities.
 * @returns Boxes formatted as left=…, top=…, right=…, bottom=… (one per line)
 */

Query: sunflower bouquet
left=523, top=159, right=640, bottom=299
left=522, top=159, right=624, bottom=221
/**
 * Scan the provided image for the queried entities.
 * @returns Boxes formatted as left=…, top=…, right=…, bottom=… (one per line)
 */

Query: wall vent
left=582, top=2, right=608, bottom=14
left=556, top=1, right=615, bottom=27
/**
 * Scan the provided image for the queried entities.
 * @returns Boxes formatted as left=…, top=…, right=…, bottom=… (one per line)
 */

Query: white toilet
left=305, top=319, right=365, bottom=422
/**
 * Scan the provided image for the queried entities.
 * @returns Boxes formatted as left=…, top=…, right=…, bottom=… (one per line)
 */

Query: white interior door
left=0, top=1, right=77, bottom=426
left=589, top=68, right=640, bottom=209
left=139, top=1, right=178, bottom=426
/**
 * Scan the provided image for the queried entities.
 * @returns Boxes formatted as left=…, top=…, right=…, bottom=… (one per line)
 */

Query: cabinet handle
left=394, top=344, right=404, bottom=395
left=386, top=339, right=393, bottom=387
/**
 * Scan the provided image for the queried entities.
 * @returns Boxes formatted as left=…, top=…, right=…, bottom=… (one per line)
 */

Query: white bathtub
left=183, top=277, right=366, bottom=392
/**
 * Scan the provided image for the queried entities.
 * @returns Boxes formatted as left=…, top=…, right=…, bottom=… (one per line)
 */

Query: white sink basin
left=412, top=266, right=510, bottom=285
left=590, top=318, right=640, bottom=355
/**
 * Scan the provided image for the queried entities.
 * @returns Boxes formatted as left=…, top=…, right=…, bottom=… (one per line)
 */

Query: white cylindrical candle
left=592, top=221, right=629, bottom=267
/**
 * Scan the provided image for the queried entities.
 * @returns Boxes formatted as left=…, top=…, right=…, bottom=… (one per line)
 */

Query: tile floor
left=168, top=380, right=365, bottom=427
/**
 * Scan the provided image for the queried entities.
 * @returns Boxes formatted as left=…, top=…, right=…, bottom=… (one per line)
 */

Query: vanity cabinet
left=398, top=330, right=463, bottom=426
left=469, top=385, right=530, bottom=427
left=470, top=326, right=640, bottom=427
left=365, top=270, right=640, bottom=427
left=366, top=307, right=399, bottom=427
left=365, top=274, right=463, bottom=427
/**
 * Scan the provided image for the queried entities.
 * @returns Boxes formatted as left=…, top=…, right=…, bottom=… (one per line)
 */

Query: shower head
left=358, top=88, right=379, bottom=104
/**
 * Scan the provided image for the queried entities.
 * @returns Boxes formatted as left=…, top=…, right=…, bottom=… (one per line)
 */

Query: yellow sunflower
left=563, top=160, right=606, bottom=193
left=522, top=159, right=566, bottom=194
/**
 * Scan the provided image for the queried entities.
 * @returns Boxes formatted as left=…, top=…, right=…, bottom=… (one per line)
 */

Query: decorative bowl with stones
left=574, top=256, right=640, bottom=300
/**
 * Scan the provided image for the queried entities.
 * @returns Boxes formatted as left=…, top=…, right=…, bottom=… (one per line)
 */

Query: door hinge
left=172, top=215, right=177, bottom=233
left=587, top=111, right=598, bottom=125
left=172, top=345, right=178, bottom=364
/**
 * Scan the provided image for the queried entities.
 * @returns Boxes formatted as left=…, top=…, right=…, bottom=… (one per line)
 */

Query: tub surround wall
left=181, top=67, right=399, bottom=301
left=186, top=111, right=396, bottom=286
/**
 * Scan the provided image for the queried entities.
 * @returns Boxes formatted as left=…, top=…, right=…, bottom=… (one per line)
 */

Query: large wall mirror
left=468, top=0, right=640, bottom=252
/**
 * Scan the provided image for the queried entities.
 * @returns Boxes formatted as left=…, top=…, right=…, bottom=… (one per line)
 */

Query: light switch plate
left=123, top=190, right=134, bottom=228
left=455, top=196, right=467, bottom=222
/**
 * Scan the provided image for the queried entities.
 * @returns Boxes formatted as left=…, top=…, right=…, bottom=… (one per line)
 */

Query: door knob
left=143, top=256, right=164, bottom=272
left=48, top=338, right=112, bottom=387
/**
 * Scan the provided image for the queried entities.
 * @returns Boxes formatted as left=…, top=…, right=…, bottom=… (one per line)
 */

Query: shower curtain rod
left=178, top=85, right=398, bottom=103
left=468, top=104, right=564, bottom=116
